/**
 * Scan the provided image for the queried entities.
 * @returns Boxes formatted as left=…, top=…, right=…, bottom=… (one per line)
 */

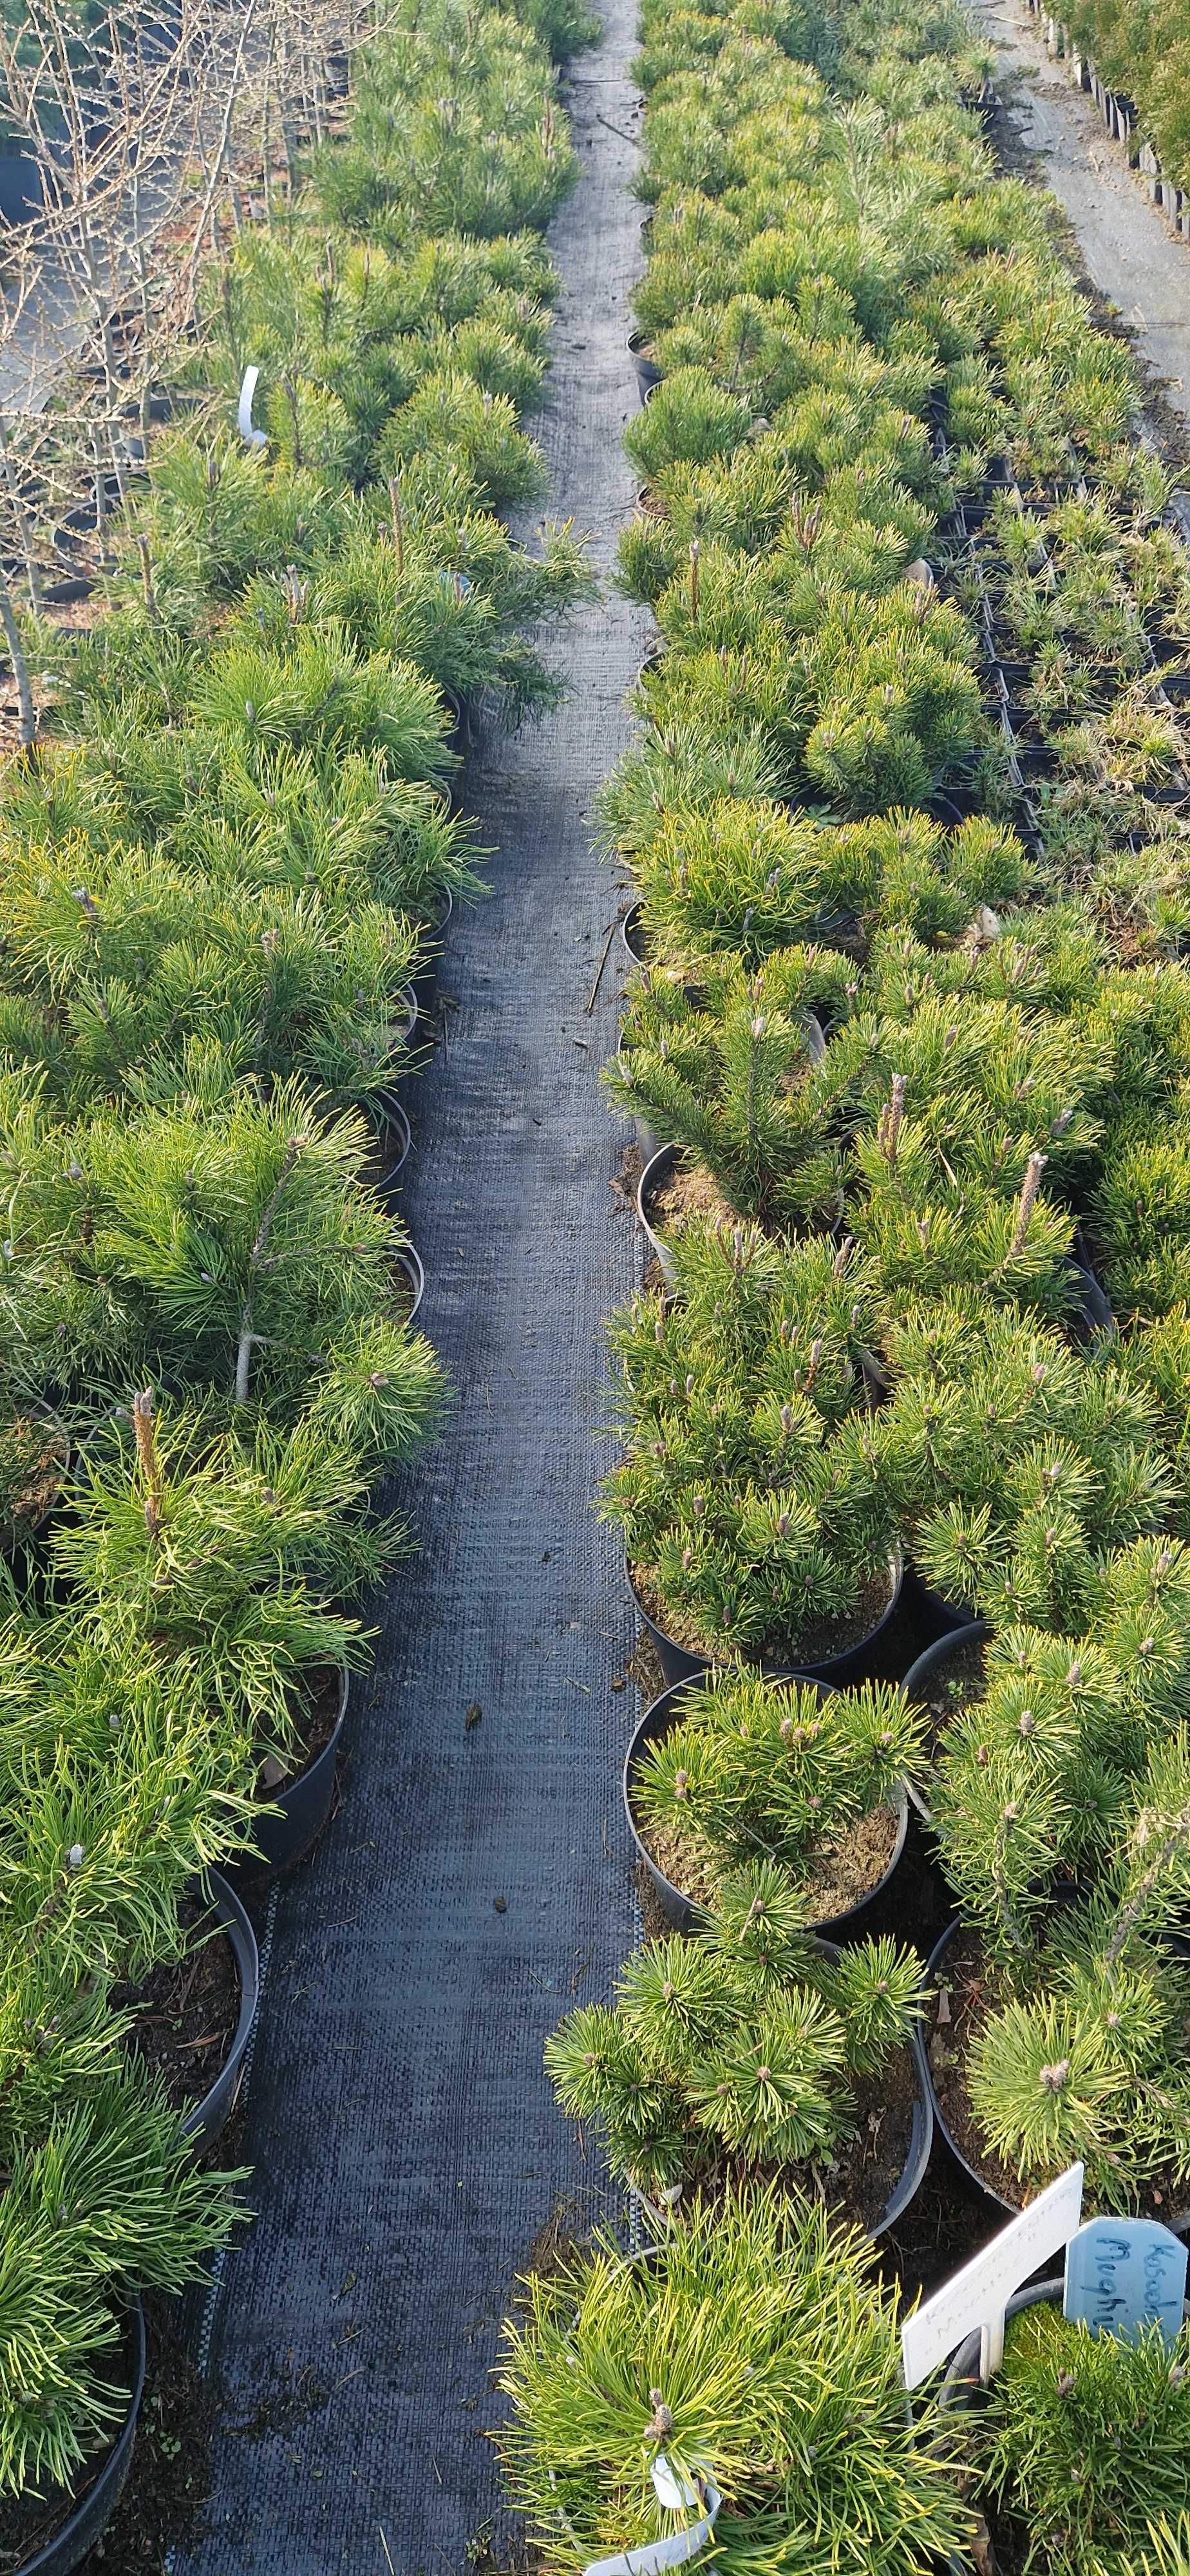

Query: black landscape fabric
left=173, top=10, right=648, bottom=2570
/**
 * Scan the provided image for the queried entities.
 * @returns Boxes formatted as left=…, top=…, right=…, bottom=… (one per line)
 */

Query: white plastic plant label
left=1064, top=2217, right=1188, bottom=2346
left=237, top=365, right=267, bottom=448
left=901, top=2161, right=1084, bottom=2387
left=583, top=2454, right=722, bottom=2576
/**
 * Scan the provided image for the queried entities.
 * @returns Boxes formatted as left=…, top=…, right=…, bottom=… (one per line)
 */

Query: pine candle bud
left=1007, top=1150, right=1048, bottom=1258
left=673, top=1770, right=689, bottom=1799
left=1018, top=1711, right=1035, bottom=1736
left=646, top=2392, right=673, bottom=2439
left=877, top=1073, right=907, bottom=1166
left=66, top=1844, right=84, bottom=1870
left=1039, top=2059, right=1070, bottom=2092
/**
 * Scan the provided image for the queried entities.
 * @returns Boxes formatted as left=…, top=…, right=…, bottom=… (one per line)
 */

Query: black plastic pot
left=637, top=1140, right=679, bottom=1285
left=625, top=1676, right=911, bottom=1938
left=621, top=899, right=647, bottom=965
left=939, top=2281, right=1190, bottom=2575
left=396, top=1243, right=426, bottom=1325
left=16, top=2303, right=147, bottom=2576
left=228, top=1669, right=350, bottom=1887
left=411, top=887, right=454, bottom=1031
left=1069, top=1240, right=1113, bottom=1340
left=923, top=1917, right=1016, bottom=2216
left=902, top=1620, right=989, bottom=1822
left=628, top=328, right=662, bottom=402
left=625, top=1545, right=906, bottom=1691
left=181, top=1872, right=259, bottom=2152
left=368, top=1095, right=411, bottom=1204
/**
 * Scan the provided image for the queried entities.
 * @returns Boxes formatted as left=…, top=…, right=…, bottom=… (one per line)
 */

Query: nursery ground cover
left=168, top=8, right=648, bottom=2571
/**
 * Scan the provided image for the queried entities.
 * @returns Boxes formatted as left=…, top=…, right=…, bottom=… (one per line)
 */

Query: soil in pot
left=72, top=2306, right=216, bottom=2576
left=636, top=1796, right=900, bottom=1926
left=929, top=1925, right=1187, bottom=2221
left=118, top=1894, right=241, bottom=2125
left=648, top=1158, right=735, bottom=1233
left=630, top=1553, right=900, bottom=1672
left=0, top=1410, right=70, bottom=1549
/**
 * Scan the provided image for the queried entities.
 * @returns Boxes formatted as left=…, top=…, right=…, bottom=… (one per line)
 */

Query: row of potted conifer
left=495, top=0, right=1190, bottom=2564
left=0, top=0, right=593, bottom=2562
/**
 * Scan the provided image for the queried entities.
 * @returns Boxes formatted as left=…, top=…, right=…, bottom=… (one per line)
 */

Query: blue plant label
left=1064, top=2218, right=1188, bottom=2346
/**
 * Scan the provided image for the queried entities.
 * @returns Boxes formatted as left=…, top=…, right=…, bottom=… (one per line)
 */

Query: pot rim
left=625, top=1542, right=906, bottom=1689
left=395, top=1242, right=425, bottom=1325
left=902, top=1619, right=990, bottom=1823
left=623, top=1674, right=911, bottom=1939
left=181, top=1870, right=260, bottom=2143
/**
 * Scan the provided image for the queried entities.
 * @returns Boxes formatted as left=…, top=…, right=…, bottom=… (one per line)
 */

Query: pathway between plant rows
left=968, top=0, right=1190, bottom=444
left=173, top=6, right=646, bottom=2566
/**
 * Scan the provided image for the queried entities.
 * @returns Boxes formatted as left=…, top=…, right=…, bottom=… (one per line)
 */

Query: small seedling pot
left=624, top=1676, right=911, bottom=1940
left=227, top=1669, right=350, bottom=1888
left=182, top=1871, right=260, bottom=2152
left=395, top=1242, right=426, bottom=1325
left=621, top=899, right=648, bottom=965
left=16, top=2302, right=147, bottom=2576
left=368, top=1094, right=411, bottom=1204
left=628, top=328, right=661, bottom=402
left=411, top=886, right=453, bottom=1030
left=901, top=1621, right=990, bottom=1822
left=625, top=1544, right=906, bottom=1692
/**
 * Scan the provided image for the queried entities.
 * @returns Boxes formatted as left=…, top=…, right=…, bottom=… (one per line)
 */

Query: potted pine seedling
left=941, top=2290, right=1190, bottom=2576
left=613, top=950, right=848, bottom=1251
left=496, top=2184, right=970, bottom=2576
left=50, top=1390, right=418, bottom=1879
left=8, top=1075, right=446, bottom=1423
left=874, top=1298, right=1178, bottom=1633
left=602, top=1224, right=903, bottom=1686
left=0, top=2022, right=240, bottom=2574
left=624, top=1667, right=921, bottom=1934
left=924, top=1716, right=1190, bottom=2224
left=0, top=1698, right=261, bottom=2152
left=547, top=1859, right=931, bottom=2234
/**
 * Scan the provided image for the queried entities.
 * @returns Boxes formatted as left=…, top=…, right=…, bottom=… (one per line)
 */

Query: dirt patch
left=610, top=1141, right=644, bottom=1213
left=119, top=1897, right=241, bottom=2123
left=648, top=1158, right=735, bottom=1233
left=629, top=1555, right=896, bottom=1670
left=634, top=1797, right=898, bottom=1924
left=78, top=2306, right=218, bottom=2573
left=929, top=1926, right=1187, bottom=2219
